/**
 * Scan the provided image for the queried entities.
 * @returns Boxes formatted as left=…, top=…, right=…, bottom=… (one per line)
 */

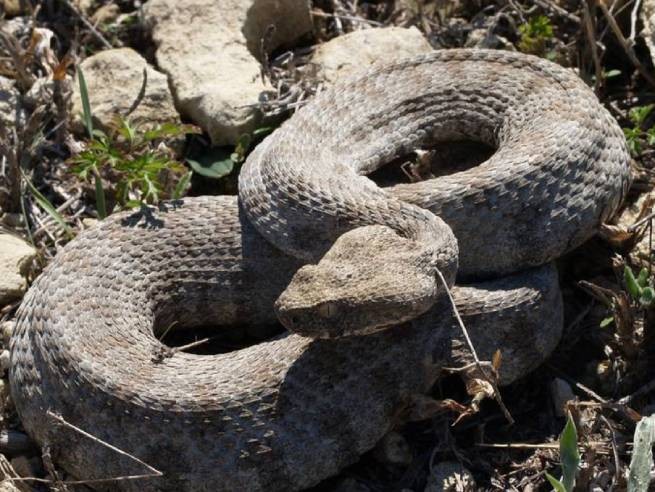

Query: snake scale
left=9, top=50, right=630, bottom=490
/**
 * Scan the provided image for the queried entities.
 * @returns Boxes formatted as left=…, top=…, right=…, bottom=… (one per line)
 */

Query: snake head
left=274, top=225, right=453, bottom=338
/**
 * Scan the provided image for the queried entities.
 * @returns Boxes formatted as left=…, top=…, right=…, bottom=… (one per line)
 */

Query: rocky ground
left=1, top=0, right=655, bottom=490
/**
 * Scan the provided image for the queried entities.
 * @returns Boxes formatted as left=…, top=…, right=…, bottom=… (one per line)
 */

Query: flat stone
left=0, top=233, right=36, bottom=307
left=311, top=26, right=433, bottom=84
left=144, top=0, right=312, bottom=145
left=71, top=47, right=181, bottom=135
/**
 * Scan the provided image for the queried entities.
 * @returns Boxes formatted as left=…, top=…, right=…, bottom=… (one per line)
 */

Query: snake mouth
left=276, top=294, right=437, bottom=339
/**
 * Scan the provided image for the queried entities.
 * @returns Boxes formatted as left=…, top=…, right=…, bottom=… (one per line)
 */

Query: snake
left=9, top=49, right=630, bottom=491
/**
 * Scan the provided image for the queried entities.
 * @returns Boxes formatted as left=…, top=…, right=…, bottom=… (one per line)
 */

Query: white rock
left=144, top=0, right=312, bottom=145
left=71, top=48, right=181, bottom=135
left=1, top=321, right=14, bottom=347
left=0, top=233, right=36, bottom=307
left=311, top=27, right=433, bottom=85
left=425, top=461, right=476, bottom=492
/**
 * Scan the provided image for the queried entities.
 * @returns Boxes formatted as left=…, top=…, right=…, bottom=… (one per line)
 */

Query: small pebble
left=1, top=321, right=14, bottom=347
left=550, top=378, right=575, bottom=417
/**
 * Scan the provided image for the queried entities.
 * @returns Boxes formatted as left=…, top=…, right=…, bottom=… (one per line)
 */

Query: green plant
left=628, top=415, right=655, bottom=492
left=186, top=127, right=272, bottom=180
left=546, top=412, right=580, bottom=492
left=623, top=104, right=655, bottom=156
left=71, top=67, right=196, bottom=217
left=624, top=265, right=655, bottom=307
left=518, top=15, right=554, bottom=56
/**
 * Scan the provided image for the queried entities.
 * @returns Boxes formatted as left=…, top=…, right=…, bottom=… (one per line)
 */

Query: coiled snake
left=9, top=50, right=630, bottom=490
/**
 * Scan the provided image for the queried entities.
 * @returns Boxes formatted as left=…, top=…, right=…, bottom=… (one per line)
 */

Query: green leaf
left=647, top=127, right=655, bottom=146
left=94, top=172, right=107, bottom=219
left=545, top=472, right=567, bottom=492
left=629, top=105, right=654, bottom=126
left=78, top=67, right=94, bottom=139
left=625, top=266, right=643, bottom=300
left=173, top=170, right=193, bottom=199
left=604, top=69, right=622, bottom=79
left=186, top=147, right=234, bottom=179
left=600, top=316, right=614, bottom=328
left=22, top=172, right=74, bottom=239
left=640, top=286, right=654, bottom=306
left=628, top=415, right=655, bottom=492
left=637, top=268, right=650, bottom=288
left=560, top=412, right=580, bottom=492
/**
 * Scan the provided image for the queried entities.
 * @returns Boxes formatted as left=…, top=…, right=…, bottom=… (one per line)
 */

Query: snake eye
left=317, top=301, right=339, bottom=319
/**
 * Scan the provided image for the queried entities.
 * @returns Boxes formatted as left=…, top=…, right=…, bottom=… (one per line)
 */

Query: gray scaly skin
left=10, top=49, right=629, bottom=490
left=240, top=49, right=630, bottom=337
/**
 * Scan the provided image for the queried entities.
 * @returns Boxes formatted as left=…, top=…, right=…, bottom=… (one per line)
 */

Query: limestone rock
left=311, top=27, right=433, bottom=85
left=71, top=48, right=180, bottom=135
left=143, top=0, right=313, bottom=145
left=0, top=233, right=35, bottom=307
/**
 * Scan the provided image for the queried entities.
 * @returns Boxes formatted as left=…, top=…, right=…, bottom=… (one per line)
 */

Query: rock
left=1, top=322, right=13, bottom=347
left=0, top=233, right=35, bottom=307
left=144, top=0, right=313, bottom=145
left=90, top=3, right=120, bottom=25
left=550, top=378, right=575, bottom=417
left=0, top=351, right=10, bottom=376
left=465, top=28, right=515, bottom=50
left=373, top=431, right=412, bottom=466
left=311, top=27, right=433, bottom=85
left=642, top=0, right=655, bottom=65
left=71, top=48, right=181, bottom=135
left=0, top=77, right=24, bottom=132
left=424, top=461, right=476, bottom=492
left=0, top=0, right=29, bottom=17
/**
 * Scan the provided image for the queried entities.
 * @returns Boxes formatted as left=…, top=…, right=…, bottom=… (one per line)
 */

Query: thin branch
left=628, top=211, right=655, bottom=232
left=435, top=269, right=515, bottom=425
left=531, top=0, right=581, bottom=23
left=46, top=411, right=162, bottom=481
left=61, top=0, right=113, bottom=49
left=629, top=0, right=643, bottom=43
left=582, top=0, right=603, bottom=92
left=596, top=0, right=655, bottom=88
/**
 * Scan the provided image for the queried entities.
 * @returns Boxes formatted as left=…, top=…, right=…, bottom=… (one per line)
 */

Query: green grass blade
left=625, top=266, right=643, bottom=299
left=628, top=415, right=655, bottom=492
left=78, top=67, right=94, bottom=139
left=560, top=412, right=580, bottom=492
left=546, top=472, right=567, bottom=492
left=94, top=172, right=107, bottom=219
left=22, top=171, right=74, bottom=239
left=173, top=170, right=192, bottom=199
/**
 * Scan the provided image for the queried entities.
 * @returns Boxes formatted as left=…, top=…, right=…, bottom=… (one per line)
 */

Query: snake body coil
left=10, top=49, right=630, bottom=491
